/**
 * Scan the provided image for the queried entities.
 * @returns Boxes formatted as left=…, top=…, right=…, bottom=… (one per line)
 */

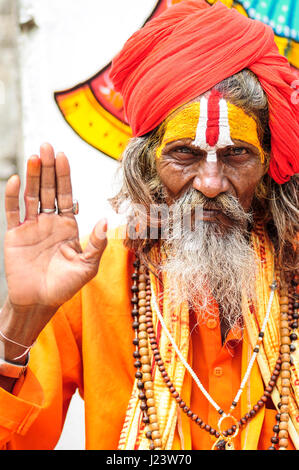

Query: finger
left=40, top=143, right=56, bottom=212
left=55, top=152, right=74, bottom=219
left=5, top=175, right=21, bottom=229
left=24, top=155, right=41, bottom=221
left=82, top=219, right=108, bottom=264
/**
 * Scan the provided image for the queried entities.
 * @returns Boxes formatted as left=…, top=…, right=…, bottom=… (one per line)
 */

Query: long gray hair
left=111, top=69, right=299, bottom=273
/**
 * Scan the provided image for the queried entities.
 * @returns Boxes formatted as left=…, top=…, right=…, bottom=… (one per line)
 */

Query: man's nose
left=192, top=160, right=230, bottom=199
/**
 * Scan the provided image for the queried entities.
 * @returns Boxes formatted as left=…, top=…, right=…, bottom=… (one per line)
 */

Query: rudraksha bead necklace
left=131, top=259, right=296, bottom=450
left=269, top=272, right=299, bottom=450
left=131, top=260, right=163, bottom=450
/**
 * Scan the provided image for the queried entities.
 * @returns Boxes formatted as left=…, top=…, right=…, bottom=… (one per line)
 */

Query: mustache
left=174, top=188, right=253, bottom=224
left=160, top=219, right=257, bottom=330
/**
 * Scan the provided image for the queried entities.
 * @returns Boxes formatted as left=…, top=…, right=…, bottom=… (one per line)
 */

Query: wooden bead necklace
left=131, top=260, right=163, bottom=450
left=270, top=272, right=299, bottom=450
left=131, top=259, right=297, bottom=450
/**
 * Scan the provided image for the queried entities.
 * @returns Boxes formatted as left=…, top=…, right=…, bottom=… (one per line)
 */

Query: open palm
left=4, top=143, right=107, bottom=312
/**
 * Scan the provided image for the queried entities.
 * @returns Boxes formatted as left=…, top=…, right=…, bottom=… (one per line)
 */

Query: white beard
left=159, top=190, right=258, bottom=332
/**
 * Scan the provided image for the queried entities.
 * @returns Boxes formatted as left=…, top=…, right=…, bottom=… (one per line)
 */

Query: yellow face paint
left=156, top=102, right=200, bottom=159
left=156, top=98, right=264, bottom=162
left=227, top=102, right=264, bottom=162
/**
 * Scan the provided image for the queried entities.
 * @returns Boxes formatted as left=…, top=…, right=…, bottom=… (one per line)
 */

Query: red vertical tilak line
left=206, top=90, right=222, bottom=147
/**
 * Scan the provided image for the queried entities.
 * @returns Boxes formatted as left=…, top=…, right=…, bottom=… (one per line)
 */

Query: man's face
left=156, top=92, right=267, bottom=229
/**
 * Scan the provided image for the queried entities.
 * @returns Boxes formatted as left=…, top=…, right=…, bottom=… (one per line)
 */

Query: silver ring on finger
left=40, top=206, right=57, bottom=214
left=58, top=199, right=79, bottom=216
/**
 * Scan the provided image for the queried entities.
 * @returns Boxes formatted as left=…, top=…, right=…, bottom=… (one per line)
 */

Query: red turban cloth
left=110, top=0, right=299, bottom=184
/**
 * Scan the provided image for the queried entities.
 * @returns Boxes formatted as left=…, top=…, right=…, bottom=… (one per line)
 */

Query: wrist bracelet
left=0, top=353, right=29, bottom=378
left=0, top=326, right=35, bottom=360
left=0, top=309, right=33, bottom=377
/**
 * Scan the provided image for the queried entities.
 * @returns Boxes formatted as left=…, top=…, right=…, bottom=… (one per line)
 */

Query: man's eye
left=174, top=146, right=195, bottom=154
left=225, top=147, right=248, bottom=156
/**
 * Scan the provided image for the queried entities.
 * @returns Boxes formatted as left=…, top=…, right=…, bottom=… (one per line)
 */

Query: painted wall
left=17, top=0, right=155, bottom=450
left=0, top=0, right=20, bottom=306
left=18, top=0, right=154, bottom=239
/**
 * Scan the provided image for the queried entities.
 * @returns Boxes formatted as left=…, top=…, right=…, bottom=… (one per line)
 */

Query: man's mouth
left=187, top=206, right=223, bottom=221
left=201, top=208, right=221, bottom=220
left=202, top=208, right=220, bottom=214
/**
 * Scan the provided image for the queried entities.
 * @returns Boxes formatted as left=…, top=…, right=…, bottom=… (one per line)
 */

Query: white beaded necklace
left=151, top=279, right=277, bottom=420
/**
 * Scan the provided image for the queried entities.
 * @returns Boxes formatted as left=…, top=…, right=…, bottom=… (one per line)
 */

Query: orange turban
left=110, top=0, right=299, bottom=184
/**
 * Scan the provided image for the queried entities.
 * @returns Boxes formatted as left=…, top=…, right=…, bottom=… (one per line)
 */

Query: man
left=0, top=0, right=298, bottom=450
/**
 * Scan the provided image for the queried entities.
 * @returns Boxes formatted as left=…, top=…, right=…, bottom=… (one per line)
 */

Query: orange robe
left=0, top=232, right=293, bottom=450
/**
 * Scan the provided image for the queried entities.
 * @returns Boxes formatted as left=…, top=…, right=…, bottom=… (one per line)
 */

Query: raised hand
left=2, top=143, right=107, bottom=358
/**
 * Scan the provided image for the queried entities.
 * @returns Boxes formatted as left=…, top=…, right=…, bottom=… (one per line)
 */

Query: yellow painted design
left=233, top=3, right=251, bottom=16
left=56, top=85, right=132, bottom=160
left=288, top=42, right=299, bottom=69
left=156, top=100, right=264, bottom=162
left=156, top=102, right=201, bottom=158
left=206, top=0, right=234, bottom=7
left=227, top=102, right=265, bottom=163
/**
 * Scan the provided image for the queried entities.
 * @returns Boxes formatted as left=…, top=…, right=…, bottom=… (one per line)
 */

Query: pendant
left=211, top=437, right=235, bottom=450
left=224, top=439, right=235, bottom=450
left=211, top=414, right=239, bottom=450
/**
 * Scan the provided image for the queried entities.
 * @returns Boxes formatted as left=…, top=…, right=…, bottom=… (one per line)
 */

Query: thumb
left=82, top=218, right=108, bottom=263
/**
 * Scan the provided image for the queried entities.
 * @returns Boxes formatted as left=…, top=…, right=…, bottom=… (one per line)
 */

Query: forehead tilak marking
left=155, top=96, right=264, bottom=162
left=192, top=91, right=234, bottom=162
